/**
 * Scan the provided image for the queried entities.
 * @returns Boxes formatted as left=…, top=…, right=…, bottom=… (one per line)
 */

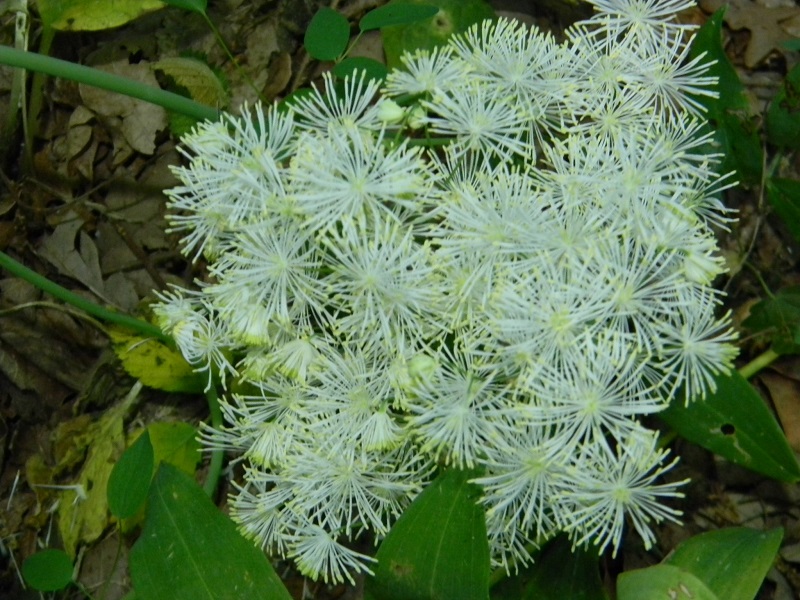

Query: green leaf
left=665, top=527, right=783, bottom=600
left=161, top=0, right=207, bottom=14
left=37, top=0, right=166, bottom=31
left=381, top=0, right=496, bottom=70
left=767, top=178, right=800, bottom=245
left=491, top=543, right=606, bottom=600
left=22, top=549, right=73, bottom=592
left=304, top=7, right=350, bottom=61
left=333, top=57, right=389, bottom=83
left=744, top=286, right=800, bottom=334
left=689, top=9, right=763, bottom=185
left=110, top=327, right=206, bottom=393
left=618, top=565, right=718, bottom=600
left=108, top=430, right=155, bottom=519
left=360, top=3, right=440, bottom=32
left=659, top=370, right=800, bottom=482
left=148, top=421, right=201, bottom=475
left=366, top=468, right=490, bottom=600
left=130, top=463, right=292, bottom=600
left=743, top=285, right=800, bottom=354
left=511, top=536, right=607, bottom=600
left=766, top=63, right=800, bottom=149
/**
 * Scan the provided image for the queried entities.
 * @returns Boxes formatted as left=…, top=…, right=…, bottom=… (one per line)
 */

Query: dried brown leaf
left=701, top=0, right=800, bottom=67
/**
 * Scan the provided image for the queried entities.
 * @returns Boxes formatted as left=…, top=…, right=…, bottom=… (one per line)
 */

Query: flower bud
left=377, top=99, right=405, bottom=124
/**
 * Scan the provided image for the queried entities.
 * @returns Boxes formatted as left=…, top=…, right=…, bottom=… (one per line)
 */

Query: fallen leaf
left=37, top=218, right=108, bottom=302
left=760, top=371, right=800, bottom=452
left=79, top=60, right=168, bottom=155
left=700, top=0, right=800, bottom=67
left=58, top=387, right=140, bottom=557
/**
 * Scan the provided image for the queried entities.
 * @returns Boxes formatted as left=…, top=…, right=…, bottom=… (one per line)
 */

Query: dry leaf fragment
left=79, top=60, right=167, bottom=155
left=700, top=0, right=800, bottom=67
left=38, top=219, right=108, bottom=303
left=760, top=370, right=800, bottom=453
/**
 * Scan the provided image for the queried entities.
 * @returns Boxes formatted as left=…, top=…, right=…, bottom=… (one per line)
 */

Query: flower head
left=158, top=2, right=737, bottom=582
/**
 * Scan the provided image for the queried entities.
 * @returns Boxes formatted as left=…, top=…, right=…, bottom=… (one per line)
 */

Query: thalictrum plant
left=2, top=0, right=798, bottom=598
left=154, top=0, right=739, bottom=583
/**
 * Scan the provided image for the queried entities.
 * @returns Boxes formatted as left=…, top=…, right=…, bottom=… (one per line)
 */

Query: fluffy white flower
left=289, top=71, right=383, bottom=132
left=321, top=218, right=443, bottom=349
left=560, top=430, right=686, bottom=557
left=289, top=124, right=427, bottom=230
left=158, top=4, right=739, bottom=581
left=383, top=45, right=469, bottom=96
left=166, top=105, right=296, bottom=259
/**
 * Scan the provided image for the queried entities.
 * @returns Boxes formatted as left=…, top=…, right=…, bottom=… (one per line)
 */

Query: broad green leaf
left=333, top=57, right=388, bottom=83
left=659, top=370, right=800, bottom=482
left=381, top=0, right=496, bottom=70
left=617, top=564, right=718, bottom=600
left=766, top=63, right=800, bottom=149
left=37, top=0, right=165, bottom=31
left=743, top=285, right=800, bottom=354
left=110, top=327, right=205, bottom=393
left=665, top=527, right=783, bottom=600
left=520, top=536, right=607, bottom=600
left=148, top=421, right=201, bottom=475
left=304, top=7, right=350, bottom=61
left=365, top=468, right=490, bottom=600
left=130, top=463, right=292, bottom=600
left=160, top=0, right=207, bottom=14
left=689, top=9, right=762, bottom=185
left=108, top=430, right=154, bottom=519
left=360, top=3, right=440, bottom=32
left=22, top=549, right=73, bottom=592
left=767, top=178, right=800, bottom=245
left=492, top=535, right=606, bottom=600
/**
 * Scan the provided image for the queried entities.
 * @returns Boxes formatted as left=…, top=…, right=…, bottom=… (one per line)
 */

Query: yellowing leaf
left=38, top=0, right=165, bottom=31
left=154, top=57, right=228, bottom=109
left=110, top=327, right=205, bottom=393
left=58, top=389, right=139, bottom=556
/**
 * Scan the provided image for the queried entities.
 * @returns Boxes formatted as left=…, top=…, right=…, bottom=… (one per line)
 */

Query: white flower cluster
left=154, top=0, right=738, bottom=583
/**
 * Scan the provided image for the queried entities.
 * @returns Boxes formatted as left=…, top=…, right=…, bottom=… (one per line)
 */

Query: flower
left=166, top=105, right=297, bottom=259
left=421, top=82, right=534, bottom=162
left=289, top=71, right=382, bottom=133
left=157, top=1, right=739, bottom=582
left=560, top=430, right=687, bottom=557
left=321, top=217, right=443, bottom=350
left=289, top=125, right=428, bottom=230
left=383, top=46, right=469, bottom=96
left=206, top=219, right=324, bottom=331
left=406, top=347, right=514, bottom=468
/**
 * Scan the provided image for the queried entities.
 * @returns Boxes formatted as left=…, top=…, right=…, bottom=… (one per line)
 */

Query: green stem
left=0, top=46, right=220, bottom=122
left=202, top=385, right=225, bottom=498
left=201, top=12, right=264, bottom=103
left=738, top=347, right=781, bottom=380
left=24, top=26, right=56, bottom=170
left=408, top=136, right=453, bottom=148
left=0, top=250, right=170, bottom=343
